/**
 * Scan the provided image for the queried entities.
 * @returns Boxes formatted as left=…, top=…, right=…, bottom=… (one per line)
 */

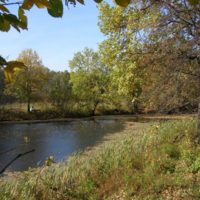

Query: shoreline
left=0, top=113, right=196, bottom=124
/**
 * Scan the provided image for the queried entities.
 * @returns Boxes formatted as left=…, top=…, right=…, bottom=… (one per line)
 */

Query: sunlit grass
left=0, top=119, right=200, bottom=199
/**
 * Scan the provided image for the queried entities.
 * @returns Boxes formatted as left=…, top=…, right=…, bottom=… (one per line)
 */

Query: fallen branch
left=0, top=149, right=35, bottom=174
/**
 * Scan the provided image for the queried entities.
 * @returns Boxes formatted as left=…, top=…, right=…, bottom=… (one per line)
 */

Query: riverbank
left=1, top=118, right=199, bottom=200
left=0, top=113, right=197, bottom=124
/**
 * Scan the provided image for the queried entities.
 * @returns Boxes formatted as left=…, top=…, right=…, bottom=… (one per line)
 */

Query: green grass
left=0, top=119, right=200, bottom=199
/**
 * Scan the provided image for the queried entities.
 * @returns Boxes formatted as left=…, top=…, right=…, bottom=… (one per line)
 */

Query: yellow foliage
left=35, top=0, right=52, bottom=9
left=115, top=0, right=131, bottom=7
left=187, top=0, right=199, bottom=5
left=45, top=156, right=55, bottom=166
left=21, top=0, right=34, bottom=10
left=18, top=7, right=27, bottom=24
left=0, top=17, right=10, bottom=32
left=4, top=61, right=26, bottom=83
left=22, top=0, right=52, bottom=10
left=0, top=4, right=10, bottom=13
left=77, top=0, right=84, bottom=4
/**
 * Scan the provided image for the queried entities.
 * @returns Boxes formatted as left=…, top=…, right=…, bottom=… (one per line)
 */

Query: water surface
left=0, top=119, right=127, bottom=172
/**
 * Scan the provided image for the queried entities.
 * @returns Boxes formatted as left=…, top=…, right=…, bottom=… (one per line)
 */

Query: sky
left=1, top=0, right=112, bottom=72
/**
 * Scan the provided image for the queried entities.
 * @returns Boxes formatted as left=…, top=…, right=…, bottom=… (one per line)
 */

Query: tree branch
left=0, top=149, right=35, bottom=174
left=2, top=2, right=23, bottom=6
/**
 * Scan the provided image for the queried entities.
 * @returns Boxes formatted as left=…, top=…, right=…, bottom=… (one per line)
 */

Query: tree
left=4, top=48, right=49, bottom=112
left=69, top=47, right=109, bottom=115
left=0, top=0, right=199, bottom=83
left=97, top=0, right=200, bottom=140
left=48, top=70, right=72, bottom=110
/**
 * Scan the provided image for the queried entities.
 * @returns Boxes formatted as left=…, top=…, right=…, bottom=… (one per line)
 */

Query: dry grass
left=0, top=119, right=200, bottom=200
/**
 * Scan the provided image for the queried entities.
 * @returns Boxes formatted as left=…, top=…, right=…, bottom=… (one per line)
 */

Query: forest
left=1, top=0, right=199, bottom=121
left=0, top=38, right=198, bottom=121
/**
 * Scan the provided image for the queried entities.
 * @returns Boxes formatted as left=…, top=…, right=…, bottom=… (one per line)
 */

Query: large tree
left=69, top=47, right=109, bottom=115
left=97, top=1, right=200, bottom=141
left=4, top=48, right=49, bottom=112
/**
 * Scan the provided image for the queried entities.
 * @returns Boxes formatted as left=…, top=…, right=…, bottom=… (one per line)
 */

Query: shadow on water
left=0, top=116, right=163, bottom=173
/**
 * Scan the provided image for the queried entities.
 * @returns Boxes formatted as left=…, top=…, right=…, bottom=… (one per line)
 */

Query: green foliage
left=0, top=56, right=6, bottom=66
left=190, top=157, right=200, bottom=173
left=97, top=0, right=200, bottom=113
left=4, top=49, right=50, bottom=112
left=48, top=71, right=72, bottom=110
left=47, top=0, right=63, bottom=18
left=69, top=47, right=110, bottom=115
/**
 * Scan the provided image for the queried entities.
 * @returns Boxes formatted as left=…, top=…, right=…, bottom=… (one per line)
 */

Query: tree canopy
left=97, top=0, right=200, bottom=107
left=69, top=47, right=109, bottom=115
left=4, top=48, right=49, bottom=112
left=0, top=0, right=199, bottom=83
left=97, top=0, right=200, bottom=141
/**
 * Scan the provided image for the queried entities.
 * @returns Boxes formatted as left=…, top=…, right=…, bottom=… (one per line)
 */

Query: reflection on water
left=0, top=119, right=128, bottom=172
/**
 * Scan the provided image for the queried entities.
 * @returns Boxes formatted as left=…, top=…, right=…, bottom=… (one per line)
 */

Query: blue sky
left=1, top=0, right=112, bottom=72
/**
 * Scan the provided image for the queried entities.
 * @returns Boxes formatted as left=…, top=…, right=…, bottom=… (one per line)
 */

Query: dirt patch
left=137, top=113, right=197, bottom=120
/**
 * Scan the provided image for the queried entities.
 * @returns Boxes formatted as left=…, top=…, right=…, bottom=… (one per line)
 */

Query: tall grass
left=0, top=119, right=200, bottom=199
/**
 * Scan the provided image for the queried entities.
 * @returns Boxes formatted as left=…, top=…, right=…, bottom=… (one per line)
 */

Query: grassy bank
left=0, top=102, right=131, bottom=121
left=0, top=119, right=200, bottom=199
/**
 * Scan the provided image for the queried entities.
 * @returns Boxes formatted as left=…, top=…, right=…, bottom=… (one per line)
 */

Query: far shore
left=0, top=113, right=197, bottom=124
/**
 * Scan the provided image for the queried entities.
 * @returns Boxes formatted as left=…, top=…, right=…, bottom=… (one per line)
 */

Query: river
left=1, top=117, right=149, bottom=173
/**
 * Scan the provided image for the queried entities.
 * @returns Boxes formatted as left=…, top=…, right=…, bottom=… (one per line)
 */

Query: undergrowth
left=0, top=119, right=200, bottom=199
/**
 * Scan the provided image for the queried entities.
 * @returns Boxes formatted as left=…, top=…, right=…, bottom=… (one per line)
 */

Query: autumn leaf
left=187, top=0, right=199, bottom=5
left=18, top=6, right=28, bottom=29
left=4, top=61, right=26, bottom=83
left=21, top=0, right=34, bottom=10
left=3, top=13, right=24, bottom=32
left=0, top=15, right=10, bottom=32
left=115, top=0, right=131, bottom=7
left=93, top=0, right=103, bottom=3
left=35, top=0, right=52, bottom=9
left=22, top=0, right=52, bottom=10
left=77, top=0, right=84, bottom=5
left=0, top=4, right=10, bottom=12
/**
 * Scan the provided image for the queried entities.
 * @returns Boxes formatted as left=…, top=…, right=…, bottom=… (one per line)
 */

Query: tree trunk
left=133, top=99, right=139, bottom=114
left=197, top=101, right=200, bottom=144
left=91, top=101, right=99, bottom=116
left=27, top=97, right=30, bottom=113
left=197, top=58, right=200, bottom=144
